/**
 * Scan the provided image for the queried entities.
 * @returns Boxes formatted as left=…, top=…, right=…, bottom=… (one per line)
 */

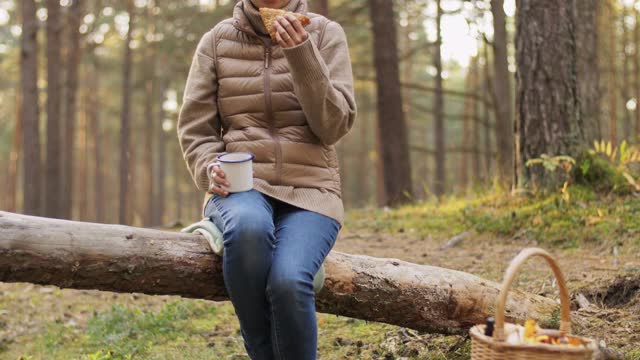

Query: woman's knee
left=266, top=267, right=313, bottom=302
left=223, top=217, right=275, bottom=258
left=222, top=211, right=275, bottom=283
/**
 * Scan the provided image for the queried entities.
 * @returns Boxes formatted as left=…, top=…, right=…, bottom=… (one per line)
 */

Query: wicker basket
left=469, top=248, right=598, bottom=360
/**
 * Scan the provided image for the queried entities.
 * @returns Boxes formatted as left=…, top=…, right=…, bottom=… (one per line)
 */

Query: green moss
left=346, top=184, right=639, bottom=251
left=574, top=152, right=632, bottom=194
left=626, top=348, right=640, bottom=360
left=541, top=307, right=561, bottom=329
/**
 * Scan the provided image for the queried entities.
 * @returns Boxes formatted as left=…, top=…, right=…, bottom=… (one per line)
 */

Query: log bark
left=0, top=211, right=558, bottom=335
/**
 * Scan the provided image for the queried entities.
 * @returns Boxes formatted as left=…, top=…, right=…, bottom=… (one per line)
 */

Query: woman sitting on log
left=176, top=0, right=356, bottom=359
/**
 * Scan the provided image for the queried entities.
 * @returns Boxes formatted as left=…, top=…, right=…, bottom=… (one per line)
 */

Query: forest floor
left=1, top=185, right=639, bottom=359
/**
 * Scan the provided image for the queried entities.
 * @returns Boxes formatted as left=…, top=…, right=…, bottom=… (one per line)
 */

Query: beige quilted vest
left=210, top=3, right=341, bottom=196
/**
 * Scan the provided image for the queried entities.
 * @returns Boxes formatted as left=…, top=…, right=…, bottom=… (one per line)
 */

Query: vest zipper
left=263, top=42, right=282, bottom=185
left=233, top=21, right=283, bottom=186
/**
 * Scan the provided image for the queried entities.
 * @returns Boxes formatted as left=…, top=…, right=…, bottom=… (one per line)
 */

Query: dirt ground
left=332, top=225, right=640, bottom=358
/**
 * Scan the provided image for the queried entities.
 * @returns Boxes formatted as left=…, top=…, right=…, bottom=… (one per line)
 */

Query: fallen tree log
left=0, top=211, right=558, bottom=335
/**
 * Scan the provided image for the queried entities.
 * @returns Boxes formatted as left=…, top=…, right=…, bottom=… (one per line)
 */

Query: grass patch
left=346, top=185, right=640, bottom=248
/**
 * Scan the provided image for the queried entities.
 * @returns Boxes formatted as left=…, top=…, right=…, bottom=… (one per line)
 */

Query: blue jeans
left=204, top=189, right=341, bottom=360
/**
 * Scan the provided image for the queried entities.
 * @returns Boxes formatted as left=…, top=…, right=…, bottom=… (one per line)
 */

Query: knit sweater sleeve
left=177, top=29, right=225, bottom=192
left=282, top=20, right=357, bottom=146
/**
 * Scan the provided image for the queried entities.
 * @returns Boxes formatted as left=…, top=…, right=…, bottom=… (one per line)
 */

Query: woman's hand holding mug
left=207, top=152, right=256, bottom=197
left=208, top=163, right=230, bottom=197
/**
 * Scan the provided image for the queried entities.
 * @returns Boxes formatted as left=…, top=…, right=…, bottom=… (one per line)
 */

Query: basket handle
left=493, top=248, right=571, bottom=341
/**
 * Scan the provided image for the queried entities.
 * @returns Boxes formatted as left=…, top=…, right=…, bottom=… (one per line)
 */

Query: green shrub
left=574, top=151, right=631, bottom=194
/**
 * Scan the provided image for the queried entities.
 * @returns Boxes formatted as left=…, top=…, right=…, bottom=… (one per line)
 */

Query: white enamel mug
left=207, top=152, right=255, bottom=193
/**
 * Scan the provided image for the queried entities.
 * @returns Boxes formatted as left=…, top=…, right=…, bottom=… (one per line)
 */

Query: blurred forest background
left=2, top=1, right=640, bottom=359
left=0, top=0, right=638, bottom=226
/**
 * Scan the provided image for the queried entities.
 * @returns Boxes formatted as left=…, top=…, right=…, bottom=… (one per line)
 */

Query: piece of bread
left=259, top=8, right=311, bottom=42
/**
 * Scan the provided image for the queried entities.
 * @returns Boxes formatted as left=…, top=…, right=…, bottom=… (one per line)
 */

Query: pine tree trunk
left=312, top=0, right=329, bottom=17
left=20, top=0, right=40, bottom=216
left=460, top=60, right=475, bottom=189
left=119, top=0, right=135, bottom=225
left=90, top=55, right=104, bottom=223
left=62, top=0, right=84, bottom=219
left=400, top=2, right=415, bottom=195
left=472, top=53, right=482, bottom=183
left=622, top=6, right=632, bottom=140
left=143, top=4, right=156, bottom=227
left=154, top=80, right=168, bottom=226
left=45, top=0, right=63, bottom=218
left=368, top=0, right=413, bottom=206
left=635, top=2, right=640, bottom=142
left=357, top=105, right=369, bottom=206
left=7, top=92, right=22, bottom=213
left=515, top=0, right=599, bottom=188
left=433, top=0, right=446, bottom=197
left=490, top=0, right=513, bottom=187
left=483, top=44, right=493, bottom=182
left=77, top=85, right=88, bottom=221
left=608, top=1, right=618, bottom=144
left=575, top=0, right=601, bottom=143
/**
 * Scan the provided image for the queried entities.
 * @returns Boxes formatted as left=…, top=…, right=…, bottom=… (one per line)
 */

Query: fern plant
left=589, top=140, right=640, bottom=191
left=525, top=154, right=576, bottom=174
left=525, top=154, right=576, bottom=193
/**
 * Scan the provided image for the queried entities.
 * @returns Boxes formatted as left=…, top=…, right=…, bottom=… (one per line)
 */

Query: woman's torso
left=211, top=12, right=341, bottom=195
